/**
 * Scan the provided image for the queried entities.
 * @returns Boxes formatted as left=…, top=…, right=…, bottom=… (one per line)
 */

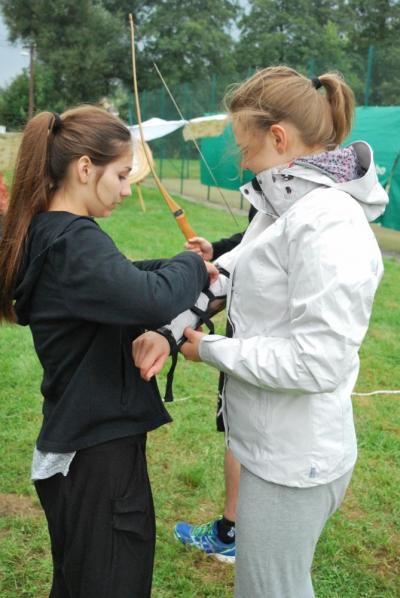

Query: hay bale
left=0, top=133, right=22, bottom=171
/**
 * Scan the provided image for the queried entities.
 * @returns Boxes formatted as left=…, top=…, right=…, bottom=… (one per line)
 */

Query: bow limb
left=129, top=14, right=196, bottom=241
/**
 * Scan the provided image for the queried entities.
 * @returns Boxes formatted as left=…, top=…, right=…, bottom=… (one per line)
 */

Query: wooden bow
left=129, top=14, right=196, bottom=240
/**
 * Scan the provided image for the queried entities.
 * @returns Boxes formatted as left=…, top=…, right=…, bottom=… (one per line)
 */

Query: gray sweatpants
left=235, top=466, right=353, bottom=598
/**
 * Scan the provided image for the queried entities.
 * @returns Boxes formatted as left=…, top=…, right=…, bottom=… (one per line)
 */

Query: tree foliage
left=0, top=1, right=133, bottom=107
left=137, top=0, right=239, bottom=90
left=236, top=0, right=400, bottom=105
left=0, top=0, right=399, bottom=129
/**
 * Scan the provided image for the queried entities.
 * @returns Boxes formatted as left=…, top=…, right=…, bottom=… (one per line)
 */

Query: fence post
left=142, top=90, right=147, bottom=121
left=128, top=94, right=135, bottom=125
left=180, top=139, right=185, bottom=194
left=211, top=74, right=217, bottom=112
left=307, top=58, right=316, bottom=78
left=364, top=45, right=374, bottom=107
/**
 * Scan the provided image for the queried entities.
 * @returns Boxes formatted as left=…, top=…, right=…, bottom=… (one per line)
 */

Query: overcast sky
left=0, top=14, right=28, bottom=88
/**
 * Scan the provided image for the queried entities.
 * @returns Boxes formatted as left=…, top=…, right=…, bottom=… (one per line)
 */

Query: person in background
left=173, top=204, right=257, bottom=564
left=0, top=105, right=216, bottom=598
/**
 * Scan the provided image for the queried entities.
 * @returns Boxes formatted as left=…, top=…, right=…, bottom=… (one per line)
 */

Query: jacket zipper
left=224, top=270, right=237, bottom=445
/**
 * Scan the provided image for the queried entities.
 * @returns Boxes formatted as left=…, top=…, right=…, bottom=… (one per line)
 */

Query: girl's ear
left=269, top=124, right=288, bottom=154
left=76, top=155, right=93, bottom=184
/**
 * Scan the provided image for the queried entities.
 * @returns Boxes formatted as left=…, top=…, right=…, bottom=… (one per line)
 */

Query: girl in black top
left=0, top=106, right=213, bottom=597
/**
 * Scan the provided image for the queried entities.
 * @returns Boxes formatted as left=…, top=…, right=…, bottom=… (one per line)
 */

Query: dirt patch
left=380, top=424, right=400, bottom=436
left=372, top=539, right=400, bottom=583
left=193, top=552, right=235, bottom=586
left=0, top=493, right=42, bottom=518
left=340, top=488, right=368, bottom=521
left=0, top=527, right=10, bottom=539
left=352, top=395, right=376, bottom=408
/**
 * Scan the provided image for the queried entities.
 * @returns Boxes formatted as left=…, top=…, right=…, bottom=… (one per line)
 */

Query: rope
left=351, top=390, right=400, bottom=397
left=165, top=390, right=400, bottom=404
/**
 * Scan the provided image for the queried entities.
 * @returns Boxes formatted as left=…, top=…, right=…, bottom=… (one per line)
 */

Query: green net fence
left=129, top=48, right=400, bottom=229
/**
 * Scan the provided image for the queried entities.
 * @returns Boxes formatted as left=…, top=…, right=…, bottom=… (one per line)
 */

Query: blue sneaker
left=174, top=519, right=235, bottom=563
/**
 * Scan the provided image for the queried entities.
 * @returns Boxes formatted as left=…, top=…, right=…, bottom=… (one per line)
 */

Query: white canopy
left=129, top=117, right=186, bottom=141
left=128, top=114, right=228, bottom=142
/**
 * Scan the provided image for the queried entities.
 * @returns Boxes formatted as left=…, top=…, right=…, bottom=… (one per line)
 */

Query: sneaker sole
left=214, top=553, right=235, bottom=564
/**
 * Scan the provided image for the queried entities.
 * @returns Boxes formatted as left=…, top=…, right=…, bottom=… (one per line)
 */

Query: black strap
left=157, top=303, right=215, bottom=402
left=165, top=347, right=178, bottom=403
left=190, top=305, right=215, bottom=335
left=157, top=328, right=179, bottom=402
left=217, top=266, right=230, bottom=278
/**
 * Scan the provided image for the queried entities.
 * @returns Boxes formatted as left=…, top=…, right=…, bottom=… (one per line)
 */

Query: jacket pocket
left=112, top=493, right=153, bottom=541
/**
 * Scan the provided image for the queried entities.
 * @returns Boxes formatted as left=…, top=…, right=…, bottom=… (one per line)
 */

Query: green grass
left=0, top=189, right=399, bottom=597
left=154, top=158, right=200, bottom=181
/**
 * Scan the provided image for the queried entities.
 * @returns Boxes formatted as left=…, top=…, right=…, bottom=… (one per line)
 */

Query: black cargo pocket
left=112, top=493, right=153, bottom=541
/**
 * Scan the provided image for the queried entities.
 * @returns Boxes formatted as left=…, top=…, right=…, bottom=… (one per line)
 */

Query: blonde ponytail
left=318, top=72, right=355, bottom=145
left=226, top=66, right=355, bottom=150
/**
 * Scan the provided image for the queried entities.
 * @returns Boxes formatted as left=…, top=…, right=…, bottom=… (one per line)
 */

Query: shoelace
left=192, top=521, right=215, bottom=539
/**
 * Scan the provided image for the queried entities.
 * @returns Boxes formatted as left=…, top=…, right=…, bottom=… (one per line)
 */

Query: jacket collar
left=239, top=142, right=388, bottom=222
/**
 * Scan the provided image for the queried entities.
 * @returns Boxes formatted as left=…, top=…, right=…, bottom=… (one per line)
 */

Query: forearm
left=199, top=333, right=355, bottom=395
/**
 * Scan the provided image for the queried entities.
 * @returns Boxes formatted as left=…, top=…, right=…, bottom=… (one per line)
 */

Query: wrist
left=157, top=327, right=179, bottom=355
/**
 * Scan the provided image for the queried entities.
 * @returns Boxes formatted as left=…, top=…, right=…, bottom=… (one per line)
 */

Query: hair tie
left=311, top=77, right=323, bottom=90
left=51, top=112, right=62, bottom=134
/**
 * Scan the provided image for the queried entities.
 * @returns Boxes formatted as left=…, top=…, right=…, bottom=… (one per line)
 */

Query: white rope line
left=352, top=390, right=400, bottom=397
left=165, top=390, right=400, bottom=404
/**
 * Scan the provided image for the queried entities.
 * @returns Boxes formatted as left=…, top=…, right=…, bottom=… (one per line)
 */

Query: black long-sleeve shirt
left=14, top=211, right=208, bottom=452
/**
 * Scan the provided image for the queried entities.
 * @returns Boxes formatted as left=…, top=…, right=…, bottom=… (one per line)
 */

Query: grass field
left=155, top=157, right=200, bottom=181
left=0, top=188, right=399, bottom=597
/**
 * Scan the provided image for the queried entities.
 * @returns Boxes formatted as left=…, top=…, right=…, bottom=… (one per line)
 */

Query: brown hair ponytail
left=0, top=112, right=53, bottom=322
left=0, top=106, right=131, bottom=323
left=226, top=66, right=355, bottom=150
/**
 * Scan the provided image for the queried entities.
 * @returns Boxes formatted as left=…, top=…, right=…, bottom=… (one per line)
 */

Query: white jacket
left=199, top=142, right=388, bottom=487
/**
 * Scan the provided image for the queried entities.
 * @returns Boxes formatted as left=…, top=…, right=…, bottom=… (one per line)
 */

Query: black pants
left=35, top=435, right=155, bottom=598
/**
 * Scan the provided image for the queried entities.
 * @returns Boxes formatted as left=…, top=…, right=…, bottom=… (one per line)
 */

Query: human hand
left=185, top=236, right=213, bottom=261
left=205, top=261, right=219, bottom=284
left=180, top=327, right=206, bottom=362
left=132, top=331, right=170, bottom=381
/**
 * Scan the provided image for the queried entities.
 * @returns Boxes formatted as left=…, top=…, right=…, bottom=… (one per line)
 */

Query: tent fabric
left=183, top=114, right=228, bottom=141
left=345, top=107, right=400, bottom=231
left=129, top=118, right=186, bottom=141
left=129, top=114, right=228, bottom=142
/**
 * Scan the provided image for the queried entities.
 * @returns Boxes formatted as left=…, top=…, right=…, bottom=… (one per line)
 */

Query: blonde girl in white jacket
left=133, top=66, right=388, bottom=598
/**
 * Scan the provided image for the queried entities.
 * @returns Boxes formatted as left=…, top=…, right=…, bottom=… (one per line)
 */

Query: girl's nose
left=121, top=181, right=132, bottom=197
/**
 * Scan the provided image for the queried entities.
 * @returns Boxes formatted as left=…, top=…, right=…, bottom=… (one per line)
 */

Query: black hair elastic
left=311, top=77, right=323, bottom=90
left=51, top=112, right=62, bottom=134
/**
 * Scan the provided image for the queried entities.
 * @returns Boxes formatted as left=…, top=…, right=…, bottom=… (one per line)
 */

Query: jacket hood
left=240, top=141, right=388, bottom=222
left=14, top=212, right=90, bottom=325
